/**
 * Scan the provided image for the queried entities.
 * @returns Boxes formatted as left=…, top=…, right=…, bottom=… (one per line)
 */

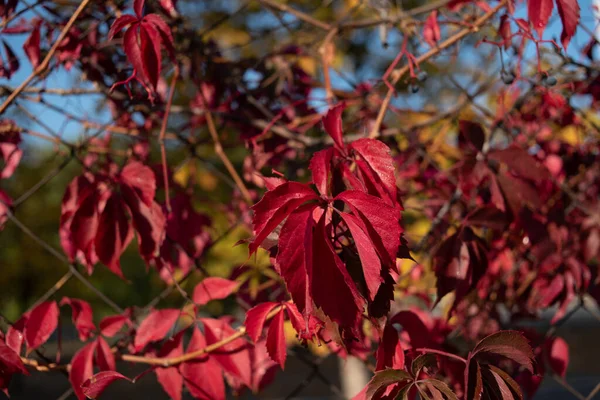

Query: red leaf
left=339, top=211, right=382, bottom=301
left=133, top=0, right=145, bottom=19
left=95, top=336, right=116, bottom=372
left=472, top=331, right=534, bottom=372
left=6, top=314, right=27, bottom=355
left=120, top=161, right=156, bottom=207
left=309, top=148, right=333, bottom=196
left=335, top=190, right=401, bottom=265
left=527, top=0, right=554, bottom=38
left=121, top=184, right=166, bottom=263
left=69, top=188, right=101, bottom=268
left=181, top=328, right=225, bottom=400
left=108, top=15, right=138, bottom=39
left=499, top=15, right=512, bottom=50
left=0, top=120, right=22, bottom=179
left=487, top=146, right=550, bottom=183
left=311, top=213, right=364, bottom=330
left=244, top=302, right=279, bottom=343
left=555, top=0, right=579, bottom=49
left=423, top=10, right=441, bottom=47
left=275, top=204, right=316, bottom=320
left=155, top=332, right=183, bottom=400
left=266, top=308, right=286, bottom=369
left=201, top=318, right=252, bottom=388
left=142, top=14, right=175, bottom=60
left=60, top=297, right=96, bottom=341
left=158, top=0, right=178, bottom=17
left=133, top=309, right=180, bottom=352
left=192, top=277, right=238, bottom=306
left=375, top=323, right=404, bottom=371
left=350, top=138, right=398, bottom=205
left=69, top=341, right=97, bottom=400
left=322, top=103, right=346, bottom=152
left=99, top=314, right=128, bottom=337
left=0, top=341, right=28, bottom=376
left=95, top=193, right=133, bottom=278
left=249, top=181, right=318, bottom=255
left=547, top=337, right=569, bottom=377
left=22, top=21, right=40, bottom=67
left=139, top=21, right=161, bottom=90
left=466, top=360, right=483, bottom=400
left=24, top=301, right=58, bottom=354
left=2, top=40, right=19, bottom=78
left=0, top=190, right=11, bottom=230
left=123, top=25, right=148, bottom=84
left=459, top=120, right=485, bottom=153
left=81, top=371, right=131, bottom=399
left=464, top=206, right=506, bottom=231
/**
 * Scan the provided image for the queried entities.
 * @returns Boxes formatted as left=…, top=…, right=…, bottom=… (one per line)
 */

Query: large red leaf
left=24, top=301, right=58, bottom=353
left=244, top=302, right=279, bottom=343
left=180, top=328, right=225, bottom=400
left=133, top=0, right=145, bottom=19
left=351, top=138, right=398, bottom=205
left=555, top=0, right=579, bottom=49
left=274, top=204, right=316, bottom=318
left=133, top=309, right=180, bottom=352
left=60, top=297, right=95, bottom=341
left=527, top=0, right=554, bottom=38
left=201, top=318, right=252, bottom=388
left=310, top=214, right=364, bottom=330
left=249, top=181, right=318, bottom=254
left=339, top=211, right=383, bottom=301
left=81, top=371, right=131, bottom=399
left=69, top=341, right=97, bottom=400
left=335, top=190, right=401, bottom=265
left=69, top=188, right=101, bottom=267
left=139, top=21, right=161, bottom=90
left=193, top=277, right=238, bottom=306
left=265, top=308, right=286, bottom=369
left=375, top=323, right=404, bottom=371
left=95, top=193, right=133, bottom=278
left=142, top=14, right=175, bottom=60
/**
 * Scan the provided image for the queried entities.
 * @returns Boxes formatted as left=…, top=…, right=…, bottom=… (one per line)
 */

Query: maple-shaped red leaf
left=201, top=318, right=252, bottom=388
left=155, top=331, right=184, bottom=400
left=193, top=277, right=238, bottom=306
left=555, top=0, right=579, bottom=49
left=423, top=10, right=441, bottom=47
left=546, top=336, right=569, bottom=377
left=95, top=336, right=116, bottom=372
left=471, top=330, right=535, bottom=373
left=95, top=192, right=133, bottom=278
left=99, top=314, right=129, bottom=337
left=265, top=307, right=286, bottom=369
left=244, top=302, right=279, bottom=343
left=0, top=341, right=28, bottom=376
left=133, top=309, right=180, bottom=352
left=81, top=371, right=131, bottom=399
left=180, top=328, right=225, bottom=400
left=22, top=20, right=40, bottom=67
left=69, top=341, right=97, bottom=400
left=60, top=297, right=96, bottom=341
left=0, top=119, right=22, bottom=179
left=24, top=301, right=58, bottom=354
left=249, top=181, right=318, bottom=255
left=528, top=0, right=554, bottom=38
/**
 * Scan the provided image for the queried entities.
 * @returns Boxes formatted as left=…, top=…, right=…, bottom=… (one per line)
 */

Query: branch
left=0, top=0, right=92, bottom=114
left=368, top=0, right=508, bottom=138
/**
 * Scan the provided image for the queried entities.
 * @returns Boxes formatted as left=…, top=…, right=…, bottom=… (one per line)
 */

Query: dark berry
left=417, top=71, right=428, bottom=82
left=543, top=76, right=557, bottom=86
left=409, top=84, right=420, bottom=93
left=501, top=70, right=515, bottom=85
